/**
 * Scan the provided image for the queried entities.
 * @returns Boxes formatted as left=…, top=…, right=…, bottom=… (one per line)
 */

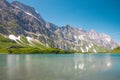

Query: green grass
left=0, top=47, right=75, bottom=54
left=5, top=47, right=75, bottom=54
left=110, top=47, right=120, bottom=53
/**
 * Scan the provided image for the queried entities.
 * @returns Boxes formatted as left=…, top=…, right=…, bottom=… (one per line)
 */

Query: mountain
left=0, top=0, right=119, bottom=53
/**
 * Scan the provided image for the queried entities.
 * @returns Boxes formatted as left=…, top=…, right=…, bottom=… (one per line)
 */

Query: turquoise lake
left=0, top=54, right=120, bottom=80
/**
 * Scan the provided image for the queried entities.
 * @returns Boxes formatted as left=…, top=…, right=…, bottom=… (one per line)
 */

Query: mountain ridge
left=0, top=0, right=119, bottom=53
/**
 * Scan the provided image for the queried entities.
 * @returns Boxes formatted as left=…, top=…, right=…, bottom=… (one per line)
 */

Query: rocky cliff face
left=0, top=0, right=51, bottom=35
left=0, top=0, right=118, bottom=53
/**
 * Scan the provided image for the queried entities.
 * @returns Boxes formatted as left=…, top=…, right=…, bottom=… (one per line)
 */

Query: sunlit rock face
left=0, top=0, right=119, bottom=52
left=53, top=25, right=118, bottom=52
left=87, top=30, right=118, bottom=49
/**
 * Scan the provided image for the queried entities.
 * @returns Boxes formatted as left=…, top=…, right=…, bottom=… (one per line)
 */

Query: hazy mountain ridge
left=0, top=0, right=119, bottom=53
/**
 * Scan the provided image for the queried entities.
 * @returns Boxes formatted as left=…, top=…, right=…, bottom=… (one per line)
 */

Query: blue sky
left=8, top=0, right=120, bottom=42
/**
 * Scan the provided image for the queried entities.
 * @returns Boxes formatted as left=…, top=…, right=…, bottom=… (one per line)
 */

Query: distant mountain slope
left=0, top=0, right=119, bottom=53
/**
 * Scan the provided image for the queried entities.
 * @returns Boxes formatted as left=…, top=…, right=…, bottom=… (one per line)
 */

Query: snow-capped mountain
left=0, top=0, right=118, bottom=53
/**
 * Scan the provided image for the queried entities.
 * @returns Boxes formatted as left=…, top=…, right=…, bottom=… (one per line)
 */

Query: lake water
left=0, top=54, right=120, bottom=80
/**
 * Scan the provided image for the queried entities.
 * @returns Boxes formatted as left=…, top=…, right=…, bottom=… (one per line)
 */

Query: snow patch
left=25, top=12, right=32, bottom=16
left=74, top=35, right=77, bottom=39
left=80, top=48, right=85, bottom=53
left=93, top=49, right=97, bottom=53
left=86, top=46, right=89, bottom=52
left=26, top=36, right=33, bottom=43
left=78, top=35, right=84, bottom=40
left=90, top=43, right=93, bottom=47
left=24, top=11, right=40, bottom=21
left=88, top=44, right=92, bottom=48
left=9, top=35, right=20, bottom=41
left=13, top=4, right=40, bottom=21
left=105, top=38, right=111, bottom=42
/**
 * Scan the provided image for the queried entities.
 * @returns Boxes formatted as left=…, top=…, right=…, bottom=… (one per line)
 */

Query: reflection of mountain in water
left=74, top=54, right=112, bottom=72
left=1, top=54, right=120, bottom=80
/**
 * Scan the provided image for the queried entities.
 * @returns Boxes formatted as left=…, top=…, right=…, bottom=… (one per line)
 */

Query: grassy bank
left=0, top=47, right=75, bottom=54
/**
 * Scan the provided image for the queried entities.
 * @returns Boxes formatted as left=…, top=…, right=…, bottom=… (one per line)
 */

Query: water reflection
left=0, top=54, right=119, bottom=80
left=7, top=55, right=20, bottom=67
left=7, top=55, right=20, bottom=80
left=74, top=54, right=112, bottom=72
